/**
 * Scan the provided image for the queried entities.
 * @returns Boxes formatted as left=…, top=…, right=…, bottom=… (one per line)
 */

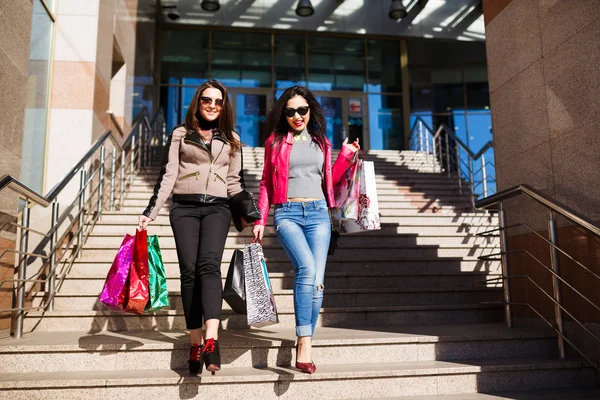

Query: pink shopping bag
left=99, top=234, right=135, bottom=311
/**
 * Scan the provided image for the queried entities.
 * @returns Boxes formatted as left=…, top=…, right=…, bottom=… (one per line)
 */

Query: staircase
left=0, top=149, right=597, bottom=399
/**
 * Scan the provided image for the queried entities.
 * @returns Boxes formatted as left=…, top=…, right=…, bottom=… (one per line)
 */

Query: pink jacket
left=255, top=132, right=355, bottom=226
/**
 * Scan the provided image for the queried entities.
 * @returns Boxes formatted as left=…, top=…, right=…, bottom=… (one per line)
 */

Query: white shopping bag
left=340, top=160, right=381, bottom=233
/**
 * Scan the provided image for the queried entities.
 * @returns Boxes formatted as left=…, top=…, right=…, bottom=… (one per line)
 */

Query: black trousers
left=169, top=201, right=231, bottom=330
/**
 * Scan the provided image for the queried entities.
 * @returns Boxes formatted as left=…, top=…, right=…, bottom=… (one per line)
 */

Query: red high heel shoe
left=203, top=338, right=221, bottom=375
left=295, top=344, right=316, bottom=374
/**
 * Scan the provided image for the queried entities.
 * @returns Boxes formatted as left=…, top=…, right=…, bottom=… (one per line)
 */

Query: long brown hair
left=264, top=85, right=327, bottom=148
left=184, top=80, right=241, bottom=154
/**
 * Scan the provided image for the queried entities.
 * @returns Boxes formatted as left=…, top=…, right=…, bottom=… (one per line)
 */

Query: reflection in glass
left=161, top=30, right=209, bottom=83
left=315, top=96, right=343, bottom=148
left=20, top=0, right=53, bottom=192
left=367, top=40, right=401, bottom=93
left=235, top=94, right=267, bottom=147
left=369, top=95, right=403, bottom=150
left=308, top=36, right=365, bottom=91
left=275, top=34, right=306, bottom=88
left=211, top=31, right=271, bottom=88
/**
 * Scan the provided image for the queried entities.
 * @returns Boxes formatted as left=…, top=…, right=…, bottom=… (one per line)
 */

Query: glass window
left=20, top=0, right=53, bottom=192
left=211, top=31, right=271, bottom=88
left=274, top=34, right=306, bottom=88
left=308, top=36, right=365, bottom=91
left=369, top=95, right=404, bottom=150
left=161, top=30, right=209, bottom=83
left=367, top=40, right=401, bottom=93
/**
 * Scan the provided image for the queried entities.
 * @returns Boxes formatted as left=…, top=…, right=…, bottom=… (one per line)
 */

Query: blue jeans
left=274, top=200, right=331, bottom=337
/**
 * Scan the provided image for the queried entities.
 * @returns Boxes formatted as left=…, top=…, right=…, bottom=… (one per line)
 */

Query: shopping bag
left=124, top=229, right=150, bottom=314
left=145, top=235, right=170, bottom=312
left=332, top=154, right=360, bottom=220
left=99, top=234, right=135, bottom=311
left=223, top=249, right=246, bottom=314
left=341, top=160, right=381, bottom=233
left=244, top=243, right=278, bottom=327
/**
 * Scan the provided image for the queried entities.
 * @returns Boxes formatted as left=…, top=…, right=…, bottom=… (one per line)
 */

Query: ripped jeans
left=274, top=200, right=330, bottom=337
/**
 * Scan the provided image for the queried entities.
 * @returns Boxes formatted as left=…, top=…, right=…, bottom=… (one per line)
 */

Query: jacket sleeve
left=255, top=137, right=274, bottom=226
left=143, top=127, right=184, bottom=220
left=226, top=134, right=244, bottom=197
left=331, top=145, right=356, bottom=187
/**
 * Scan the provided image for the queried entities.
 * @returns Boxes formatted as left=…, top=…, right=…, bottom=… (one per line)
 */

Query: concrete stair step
left=36, top=287, right=502, bottom=310
left=23, top=304, right=504, bottom=332
left=84, top=234, right=500, bottom=248
left=55, top=273, right=501, bottom=294
left=97, top=213, right=497, bottom=226
left=77, top=246, right=499, bottom=263
left=68, top=259, right=501, bottom=276
left=0, top=358, right=594, bottom=399
left=0, top=324, right=556, bottom=373
left=89, top=223, right=500, bottom=237
left=357, top=389, right=600, bottom=400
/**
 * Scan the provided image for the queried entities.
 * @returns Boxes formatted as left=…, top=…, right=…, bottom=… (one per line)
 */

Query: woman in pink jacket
left=252, top=85, right=359, bottom=374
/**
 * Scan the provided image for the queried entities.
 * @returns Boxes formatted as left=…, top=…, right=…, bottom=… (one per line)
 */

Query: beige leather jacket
left=143, top=125, right=244, bottom=220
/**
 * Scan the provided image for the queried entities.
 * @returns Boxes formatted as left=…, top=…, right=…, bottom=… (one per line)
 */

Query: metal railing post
left=14, top=198, right=30, bottom=338
left=444, top=132, right=451, bottom=177
left=110, top=148, right=117, bottom=211
left=120, top=151, right=125, bottom=209
left=97, top=146, right=105, bottom=217
left=481, top=154, right=488, bottom=198
left=456, top=149, right=462, bottom=194
left=144, top=124, right=150, bottom=168
left=418, top=122, right=424, bottom=152
left=549, top=211, right=566, bottom=358
left=130, top=135, right=136, bottom=186
left=77, top=169, right=87, bottom=259
left=469, top=158, right=475, bottom=205
left=424, top=123, right=431, bottom=166
left=498, top=202, right=513, bottom=328
left=432, top=135, right=438, bottom=173
left=48, top=200, right=59, bottom=311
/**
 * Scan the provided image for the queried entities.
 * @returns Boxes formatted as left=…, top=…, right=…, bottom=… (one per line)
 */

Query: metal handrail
left=473, top=182, right=600, bottom=368
left=0, top=108, right=154, bottom=207
left=0, top=107, right=166, bottom=338
left=409, top=116, right=496, bottom=203
left=476, top=184, right=600, bottom=236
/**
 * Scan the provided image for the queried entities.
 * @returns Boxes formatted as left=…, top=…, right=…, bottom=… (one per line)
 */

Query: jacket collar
left=185, top=129, right=229, bottom=144
left=285, top=131, right=294, bottom=145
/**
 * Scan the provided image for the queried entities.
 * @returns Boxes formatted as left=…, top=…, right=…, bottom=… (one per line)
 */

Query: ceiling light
left=201, top=0, right=220, bottom=12
left=388, top=0, right=407, bottom=20
left=296, top=0, right=314, bottom=17
left=162, top=5, right=180, bottom=21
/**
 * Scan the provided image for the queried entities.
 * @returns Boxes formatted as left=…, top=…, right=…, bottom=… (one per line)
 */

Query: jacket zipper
left=178, top=172, right=200, bottom=181
left=206, top=145, right=225, bottom=196
left=273, top=166, right=277, bottom=190
left=214, top=173, right=226, bottom=184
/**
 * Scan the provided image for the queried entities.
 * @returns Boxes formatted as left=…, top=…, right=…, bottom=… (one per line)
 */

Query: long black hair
left=184, top=79, right=240, bottom=155
left=263, top=85, right=327, bottom=147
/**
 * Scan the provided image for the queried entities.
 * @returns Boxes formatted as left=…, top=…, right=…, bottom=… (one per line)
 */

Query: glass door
left=314, top=92, right=368, bottom=149
left=230, top=89, right=273, bottom=147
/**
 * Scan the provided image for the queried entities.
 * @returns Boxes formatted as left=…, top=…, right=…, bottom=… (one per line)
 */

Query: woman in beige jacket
left=139, top=80, right=246, bottom=376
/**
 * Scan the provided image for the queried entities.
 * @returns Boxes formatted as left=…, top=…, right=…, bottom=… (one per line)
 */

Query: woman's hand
left=138, top=215, right=152, bottom=230
left=252, top=224, right=265, bottom=243
left=342, top=137, right=360, bottom=153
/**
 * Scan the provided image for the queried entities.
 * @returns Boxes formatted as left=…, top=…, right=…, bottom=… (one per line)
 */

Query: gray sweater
left=287, top=129, right=325, bottom=200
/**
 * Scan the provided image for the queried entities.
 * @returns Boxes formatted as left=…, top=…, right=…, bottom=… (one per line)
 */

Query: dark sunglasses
left=284, top=106, right=309, bottom=118
left=200, top=96, right=224, bottom=108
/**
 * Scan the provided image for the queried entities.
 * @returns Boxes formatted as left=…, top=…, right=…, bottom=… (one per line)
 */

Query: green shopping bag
left=145, top=235, right=170, bottom=312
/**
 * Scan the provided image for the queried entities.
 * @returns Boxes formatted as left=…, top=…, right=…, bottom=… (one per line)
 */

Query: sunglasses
left=284, top=106, right=309, bottom=118
left=200, top=96, right=224, bottom=108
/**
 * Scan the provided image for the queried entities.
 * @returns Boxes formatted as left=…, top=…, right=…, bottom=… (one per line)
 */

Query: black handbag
left=328, top=226, right=340, bottom=256
left=229, top=190, right=261, bottom=232
left=223, top=249, right=246, bottom=314
left=328, top=213, right=340, bottom=256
